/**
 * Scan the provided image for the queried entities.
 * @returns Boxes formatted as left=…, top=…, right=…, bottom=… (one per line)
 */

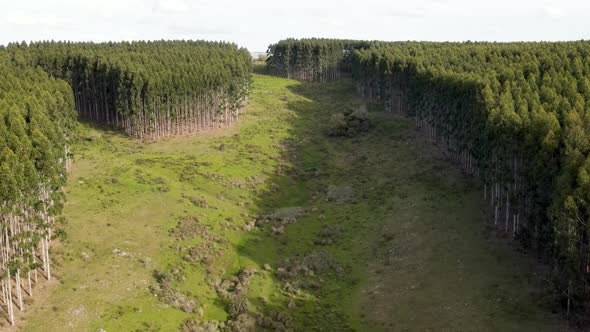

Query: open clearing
left=16, top=73, right=564, bottom=331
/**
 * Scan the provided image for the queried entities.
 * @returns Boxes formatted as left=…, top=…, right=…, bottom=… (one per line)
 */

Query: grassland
left=15, top=73, right=564, bottom=331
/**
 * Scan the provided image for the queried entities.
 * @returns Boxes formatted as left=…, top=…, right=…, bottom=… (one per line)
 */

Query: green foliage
left=4, top=40, right=252, bottom=138
left=0, top=53, right=76, bottom=278
left=348, top=40, right=590, bottom=315
left=266, top=38, right=378, bottom=82
left=0, top=39, right=253, bottom=307
left=20, top=74, right=562, bottom=331
left=328, top=106, right=370, bottom=137
left=268, top=36, right=590, bottom=316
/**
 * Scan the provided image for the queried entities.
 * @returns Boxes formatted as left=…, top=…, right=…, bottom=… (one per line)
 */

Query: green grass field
left=17, top=74, right=564, bottom=331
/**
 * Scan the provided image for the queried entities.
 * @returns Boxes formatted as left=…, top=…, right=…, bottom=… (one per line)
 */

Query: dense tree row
left=266, top=38, right=376, bottom=82
left=351, top=41, right=590, bottom=318
left=0, top=39, right=252, bottom=325
left=5, top=40, right=252, bottom=139
left=0, top=53, right=76, bottom=325
left=267, top=37, right=590, bottom=317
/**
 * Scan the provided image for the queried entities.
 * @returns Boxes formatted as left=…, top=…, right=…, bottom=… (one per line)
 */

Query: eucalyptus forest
left=0, top=37, right=588, bottom=331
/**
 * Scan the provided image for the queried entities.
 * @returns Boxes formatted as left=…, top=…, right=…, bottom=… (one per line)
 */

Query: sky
left=1, top=0, right=589, bottom=52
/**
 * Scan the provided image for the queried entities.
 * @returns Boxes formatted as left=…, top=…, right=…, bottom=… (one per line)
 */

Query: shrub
left=328, top=106, right=370, bottom=137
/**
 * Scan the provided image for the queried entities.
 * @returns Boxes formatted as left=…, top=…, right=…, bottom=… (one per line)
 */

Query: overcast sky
left=1, top=0, right=589, bottom=52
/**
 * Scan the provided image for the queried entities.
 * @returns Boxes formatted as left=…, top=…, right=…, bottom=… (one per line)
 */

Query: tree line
left=6, top=40, right=252, bottom=139
left=269, top=38, right=590, bottom=319
left=0, top=52, right=76, bottom=325
left=0, top=39, right=252, bottom=325
left=266, top=38, right=379, bottom=82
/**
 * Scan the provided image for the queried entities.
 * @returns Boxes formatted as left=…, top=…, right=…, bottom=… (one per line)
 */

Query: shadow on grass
left=62, top=73, right=563, bottom=331
left=75, top=116, right=128, bottom=136
left=252, top=63, right=268, bottom=75
left=231, top=74, right=565, bottom=331
left=232, top=77, right=370, bottom=330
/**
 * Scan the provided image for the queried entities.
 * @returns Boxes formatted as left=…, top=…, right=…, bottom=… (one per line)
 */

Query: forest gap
left=11, top=73, right=564, bottom=331
left=1, top=38, right=586, bottom=331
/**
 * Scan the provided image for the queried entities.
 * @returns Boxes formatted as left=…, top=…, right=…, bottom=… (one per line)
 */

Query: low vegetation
left=328, top=106, right=370, bottom=137
left=14, top=74, right=565, bottom=331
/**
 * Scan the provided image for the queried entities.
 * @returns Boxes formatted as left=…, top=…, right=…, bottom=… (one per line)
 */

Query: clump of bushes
left=314, top=224, right=342, bottom=245
left=182, top=194, right=209, bottom=208
left=169, top=216, right=208, bottom=241
left=257, top=310, right=292, bottom=331
left=150, top=270, right=199, bottom=313
left=276, top=251, right=343, bottom=281
left=328, top=106, right=370, bottom=137
left=227, top=296, right=250, bottom=316
left=179, top=319, right=222, bottom=332
left=214, top=268, right=257, bottom=301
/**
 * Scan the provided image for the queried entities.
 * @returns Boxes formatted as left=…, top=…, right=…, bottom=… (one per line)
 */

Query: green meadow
left=18, top=74, right=563, bottom=331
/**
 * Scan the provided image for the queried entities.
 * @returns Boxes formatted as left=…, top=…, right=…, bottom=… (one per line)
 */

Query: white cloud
left=6, top=14, right=40, bottom=26
left=154, top=0, right=189, bottom=13
left=0, top=0, right=589, bottom=51
left=541, top=5, right=565, bottom=18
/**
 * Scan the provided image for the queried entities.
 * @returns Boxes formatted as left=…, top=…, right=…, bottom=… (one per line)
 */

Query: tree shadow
left=252, top=63, right=268, bottom=75
left=58, top=72, right=565, bottom=331
left=75, top=116, right=128, bottom=138
left=232, top=76, right=369, bottom=330
left=231, top=74, right=566, bottom=331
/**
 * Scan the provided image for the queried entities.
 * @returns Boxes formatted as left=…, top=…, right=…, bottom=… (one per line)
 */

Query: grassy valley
left=13, top=73, right=565, bottom=331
